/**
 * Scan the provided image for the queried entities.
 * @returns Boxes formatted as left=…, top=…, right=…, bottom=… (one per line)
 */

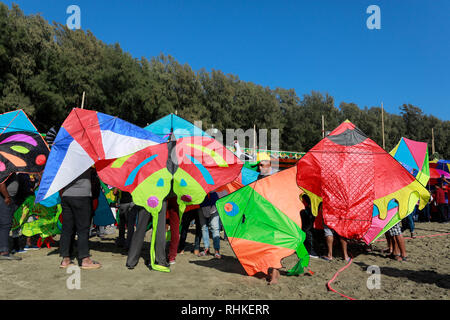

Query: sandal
left=59, top=260, right=75, bottom=269
left=320, top=256, right=333, bottom=261
left=214, top=252, right=222, bottom=259
left=198, top=249, right=209, bottom=257
left=81, top=260, right=102, bottom=270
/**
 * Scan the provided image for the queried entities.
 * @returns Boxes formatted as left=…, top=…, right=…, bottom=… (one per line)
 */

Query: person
left=166, top=196, right=180, bottom=264
left=435, top=183, right=448, bottom=223
left=300, top=194, right=318, bottom=258
left=382, top=232, right=394, bottom=256
left=388, top=222, right=408, bottom=262
left=115, top=189, right=136, bottom=250
left=0, top=173, right=22, bottom=261
left=177, top=207, right=201, bottom=256
left=254, top=153, right=281, bottom=284
left=422, top=192, right=432, bottom=222
left=402, top=202, right=418, bottom=238
left=59, top=168, right=101, bottom=269
left=126, top=199, right=169, bottom=270
left=11, top=173, right=40, bottom=253
left=198, top=192, right=222, bottom=259
left=321, top=223, right=350, bottom=263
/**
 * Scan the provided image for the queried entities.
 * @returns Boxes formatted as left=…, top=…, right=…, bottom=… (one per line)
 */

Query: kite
left=12, top=195, right=62, bottom=239
left=0, top=109, right=40, bottom=134
left=390, top=137, right=430, bottom=186
left=0, top=131, right=49, bottom=183
left=362, top=137, right=430, bottom=244
left=35, top=108, right=166, bottom=203
left=429, top=160, right=450, bottom=184
left=296, top=120, right=430, bottom=240
left=95, top=113, right=242, bottom=272
left=216, top=166, right=310, bottom=277
left=0, top=109, right=50, bottom=183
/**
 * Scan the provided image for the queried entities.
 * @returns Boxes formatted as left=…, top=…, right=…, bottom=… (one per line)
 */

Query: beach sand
left=0, top=221, right=449, bottom=300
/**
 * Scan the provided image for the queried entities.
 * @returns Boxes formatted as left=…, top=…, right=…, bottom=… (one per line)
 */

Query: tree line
left=1, top=3, right=448, bottom=158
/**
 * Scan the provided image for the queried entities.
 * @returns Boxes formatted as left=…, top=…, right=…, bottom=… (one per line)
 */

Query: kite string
left=326, top=257, right=357, bottom=301
left=374, top=232, right=450, bottom=241
left=328, top=233, right=450, bottom=300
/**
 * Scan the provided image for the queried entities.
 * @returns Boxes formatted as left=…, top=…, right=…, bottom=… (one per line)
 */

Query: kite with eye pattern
left=95, top=113, right=243, bottom=272
left=0, top=109, right=49, bottom=182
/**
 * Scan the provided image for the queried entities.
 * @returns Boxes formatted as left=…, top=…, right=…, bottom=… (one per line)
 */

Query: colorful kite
left=0, top=109, right=49, bottom=183
left=0, top=109, right=40, bottom=134
left=296, top=120, right=430, bottom=240
left=390, top=137, right=430, bottom=186
left=216, top=166, right=309, bottom=277
left=0, top=131, right=49, bottom=183
left=429, top=159, right=450, bottom=184
left=35, top=108, right=166, bottom=203
left=362, top=137, right=430, bottom=244
left=12, top=195, right=62, bottom=239
left=95, top=113, right=242, bottom=272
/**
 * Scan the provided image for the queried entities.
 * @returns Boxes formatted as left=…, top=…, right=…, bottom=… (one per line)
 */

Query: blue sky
left=3, top=0, right=450, bottom=120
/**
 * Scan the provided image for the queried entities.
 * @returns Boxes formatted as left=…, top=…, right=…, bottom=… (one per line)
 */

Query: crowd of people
left=0, top=156, right=449, bottom=285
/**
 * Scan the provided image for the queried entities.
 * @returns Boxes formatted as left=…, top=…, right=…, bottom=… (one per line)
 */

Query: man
left=321, top=222, right=350, bottom=262
left=254, top=153, right=281, bottom=284
left=435, top=183, right=448, bottom=223
left=115, top=189, right=136, bottom=250
left=0, top=174, right=22, bottom=261
left=388, top=222, right=408, bottom=261
left=198, top=191, right=222, bottom=259
left=59, top=168, right=101, bottom=269
left=300, top=194, right=319, bottom=258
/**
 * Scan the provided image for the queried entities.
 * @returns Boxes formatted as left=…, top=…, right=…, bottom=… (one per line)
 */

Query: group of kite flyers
left=1, top=156, right=447, bottom=285
left=0, top=109, right=449, bottom=288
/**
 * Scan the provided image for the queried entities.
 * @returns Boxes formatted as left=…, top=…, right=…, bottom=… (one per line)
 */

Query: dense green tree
left=0, top=3, right=448, bottom=158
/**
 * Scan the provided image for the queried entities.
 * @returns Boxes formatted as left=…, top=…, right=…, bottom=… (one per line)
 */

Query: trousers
left=59, top=196, right=92, bottom=260
left=0, top=196, right=18, bottom=253
left=126, top=201, right=167, bottom=268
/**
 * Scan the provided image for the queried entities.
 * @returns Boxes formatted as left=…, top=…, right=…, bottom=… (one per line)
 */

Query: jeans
left=0, top=197, right=17, bottom=253
left=178, top=208, right=201, bottom=252
left=59, top=196, right=92, bottom=260
left=199, top=211, right=220, bottom=251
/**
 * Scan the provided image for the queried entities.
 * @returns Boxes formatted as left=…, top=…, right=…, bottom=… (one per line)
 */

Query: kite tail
left=149, top=211, right=170, bottom=273
left=287, top=243, right=310, bottom=276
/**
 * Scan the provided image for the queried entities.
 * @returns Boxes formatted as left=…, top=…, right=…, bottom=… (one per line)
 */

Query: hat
left=256, top=152, right=271, bottom=162
left=251, top=152, right=271, bottom=167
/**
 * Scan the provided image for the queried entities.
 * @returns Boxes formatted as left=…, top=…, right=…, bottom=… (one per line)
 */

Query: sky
left=3, top=0, right=450, bottom=120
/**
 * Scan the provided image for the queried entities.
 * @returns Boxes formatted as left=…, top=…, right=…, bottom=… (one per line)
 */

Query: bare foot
left=268, top=268, right=280, bottom=285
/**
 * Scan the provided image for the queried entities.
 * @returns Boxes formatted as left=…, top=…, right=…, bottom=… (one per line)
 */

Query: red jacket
left=435, top=188, right=446, bottom=204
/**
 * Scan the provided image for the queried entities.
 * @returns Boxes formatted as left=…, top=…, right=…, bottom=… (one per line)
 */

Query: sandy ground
left=0, top=221, right=449, bottom=300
